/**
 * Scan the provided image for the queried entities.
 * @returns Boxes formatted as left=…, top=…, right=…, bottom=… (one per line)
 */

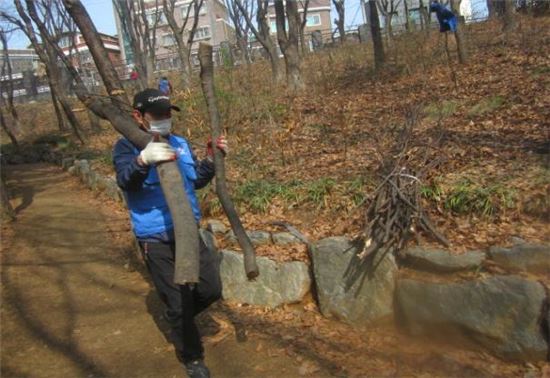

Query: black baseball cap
left=133, top=88, right=180, bottom=115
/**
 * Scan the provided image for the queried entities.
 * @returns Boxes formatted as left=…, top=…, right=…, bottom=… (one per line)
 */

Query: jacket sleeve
left=113, top=138, right=150, bottom=191
left=191, top=149, right=215, bottom=190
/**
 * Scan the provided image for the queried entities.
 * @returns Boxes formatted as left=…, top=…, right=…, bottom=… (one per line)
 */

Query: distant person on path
left=159, top=76, right=173, bottom=96
left=430, top=0, right=458, bottom=33
left=112, top=88, right=227, bottom=378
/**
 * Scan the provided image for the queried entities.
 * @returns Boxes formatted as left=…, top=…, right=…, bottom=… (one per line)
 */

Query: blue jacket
left=113, top=134, right=215, bottom=240
left=159, top=79, right=171, bottom=95
left=430, top=2, right=457, bottom=32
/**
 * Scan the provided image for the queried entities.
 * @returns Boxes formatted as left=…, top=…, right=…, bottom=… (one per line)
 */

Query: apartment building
left=266, top=0, right=333, bottom=49
left=114, top=0, right=235, bottom=71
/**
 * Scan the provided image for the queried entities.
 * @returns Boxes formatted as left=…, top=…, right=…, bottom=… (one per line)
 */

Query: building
left=0, top=49, right=40, bottom=76
left=0, top=49, right=43, bottom=99
left=56, top=32, right=122, bottom=85
left=114, top=0, right=235, bottom=72
left=266, top=0, right=333, bottom=50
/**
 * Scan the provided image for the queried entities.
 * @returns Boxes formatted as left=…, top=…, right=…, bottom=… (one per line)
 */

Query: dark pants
left=140, top=237, right=222, bottom=363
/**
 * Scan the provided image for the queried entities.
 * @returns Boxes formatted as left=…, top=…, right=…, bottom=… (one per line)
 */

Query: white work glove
left=139, top=142, right=176, bottom=166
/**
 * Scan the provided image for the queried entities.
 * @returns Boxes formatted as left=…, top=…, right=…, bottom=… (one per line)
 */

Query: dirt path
left=1, top=164, right=302, bottom=378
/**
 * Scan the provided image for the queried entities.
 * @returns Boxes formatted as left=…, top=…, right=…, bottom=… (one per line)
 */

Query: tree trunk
left=0, top=175, right=16, bottom=221
left=274, top=0, right=304, bottom=91
left=0, top=30, right=21, bottom=136
left=403, top=0, right=410, bottom=31
left=450, top=0, right=466, bottom=64
left=58, top=95, right=86, bottom=143
left=62, top=0, right=200, bottom=284
left=49, top=87, right=67, bottom=132
left=368, top=0, right=385, bottom=70
left=0, top=104, right=19, bottom=148
left=502, top=0, right=517, bottom=35
left=198, top=43, right=259, bottom=280
left=235, top=0, right=284, bottom=84
left=333, top=0, right=346, bottom=43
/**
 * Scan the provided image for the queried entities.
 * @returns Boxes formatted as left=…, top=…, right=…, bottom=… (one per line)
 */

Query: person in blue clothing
left=430, top=1, right=458, bottom=33
left=158, top=76, right=173, bottom=96
left=113, top=88, right=227, bottom=378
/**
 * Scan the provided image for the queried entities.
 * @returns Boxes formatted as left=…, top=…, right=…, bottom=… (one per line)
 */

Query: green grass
left=232, top=177, right=366, bottom=213
left=467, top=96, right=505, bottom=116
left=443, top=179, right=516, bottom=216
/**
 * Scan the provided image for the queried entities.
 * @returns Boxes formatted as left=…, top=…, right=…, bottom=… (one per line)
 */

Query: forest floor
left=1, top=164, right=543, bottom=377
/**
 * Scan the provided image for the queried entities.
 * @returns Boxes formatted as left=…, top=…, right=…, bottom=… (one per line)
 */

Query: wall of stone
left=60, top=157, right=550, bottom=362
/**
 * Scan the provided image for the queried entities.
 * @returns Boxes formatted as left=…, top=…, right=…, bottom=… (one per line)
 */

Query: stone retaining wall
left=60, top=157, right=549, bottom=362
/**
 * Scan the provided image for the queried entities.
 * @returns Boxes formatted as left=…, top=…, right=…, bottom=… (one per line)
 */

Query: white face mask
left=149, top=118, right=172, bottom=136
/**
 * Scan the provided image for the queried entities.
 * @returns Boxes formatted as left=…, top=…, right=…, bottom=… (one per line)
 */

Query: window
left=194, top=26, right=210, bottom=40
left=161, top=34, right=176, bottom=46
left=147, top=11, right=167, bottom=26
left=306, top=13, right=321, bottom=27
left=269, top=19, right=288, bottom=33
left=181, top=3, right=207, bottom=18
left=58, top=36, right=71, bottom=48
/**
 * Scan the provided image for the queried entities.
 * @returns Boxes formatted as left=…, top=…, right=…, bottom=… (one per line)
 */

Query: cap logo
left=148, top=95, right=170, bottom=103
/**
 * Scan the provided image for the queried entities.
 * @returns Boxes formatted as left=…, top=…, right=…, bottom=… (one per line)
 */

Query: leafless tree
left=403, top=0, right=410, bottom=31
left=418, top=0, right=430, bottom=32
left=17, top=0, right=85, bottom=142
left=162, top=0, right=204, bottom=89
left=274, top=0, right=304, bottom=91
left=1, top=1, right=85, bottom=143
left=113, top=0, right=161, bottom=89
left=376, top=0, right=402, bottom=38
left=297, top=0, right=310, bottom=54
left=368, top=0, right=385, bottom=70
left=0, top=26, right=21, bottom=144
left=235, top=0, right=283, bottom=83
left=502, top=0, right=517, bottom=35
left=226, top=0, right=252, bottom=64
left=332, top=0, right=346, bottom=43
left=0, top=174, right=15, bottom=221
left=449, top=0, right=466, bottom=64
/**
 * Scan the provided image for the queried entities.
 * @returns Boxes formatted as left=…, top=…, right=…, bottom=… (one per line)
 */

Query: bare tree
left=235, top=0, right=283, bottom=83
left=502, top=0, right=517, bottom=35
left=0, top=175, right=15, bottom=221
left=226, top=0, right=252, bottom=64
left=1, top=2, right=84, bottom=143
left=11, top=0, right=85, bottom=143
left=113, top=0, right=161, bottom=89
left=0, top=27, right=21, bottom=139
left=333, top=0, right=346, bottom=43
left=162, top=0, right=204, bottom=89
left=274, top=0, right=304, bottom=91
left=449, top=0, right=466, bottom=64
left=297, top=0, right=310, bottom=54
left=0, top=101, right=19, bottom=148
left=418, top=0, right=430, bottom=32
left=403, top=0, right=410, bottom=31
left=376, top=0, right=402, bottom=38
left=368, top=0, right=385, bottom=70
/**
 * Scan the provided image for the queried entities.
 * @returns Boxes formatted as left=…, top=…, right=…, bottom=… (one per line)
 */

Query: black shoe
left=185, top=359, right=210, bottom=378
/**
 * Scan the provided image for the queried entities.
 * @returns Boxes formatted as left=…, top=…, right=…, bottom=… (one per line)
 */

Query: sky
left=4, top=0, right=487, bottom=49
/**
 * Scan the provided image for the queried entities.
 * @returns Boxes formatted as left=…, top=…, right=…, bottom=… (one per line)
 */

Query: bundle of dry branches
left=357, top=107, right=449, bottom=262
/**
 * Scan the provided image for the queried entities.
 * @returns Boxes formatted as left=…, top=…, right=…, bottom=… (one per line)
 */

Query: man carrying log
left=113, top=88, right=227, bottom=378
